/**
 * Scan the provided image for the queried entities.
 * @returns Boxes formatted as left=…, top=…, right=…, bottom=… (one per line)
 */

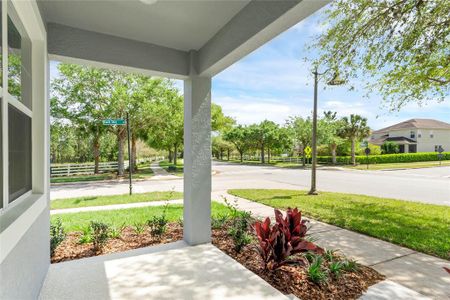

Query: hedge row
left=317, top=152, right=450, bottom=164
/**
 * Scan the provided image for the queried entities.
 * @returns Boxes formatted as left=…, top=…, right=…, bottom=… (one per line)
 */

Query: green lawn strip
left=52, top=202, right=229, bottom=233
left=346, top=160, right=450, bottom=170
left=50, top=167, right=154, bottom=184
left=51, top=173, right=115, bottom=184
left=228, top=189, right=450, bottom=260
left=159, top=160, right=184, bottom=176
left=51, top=191, right=183, bottom=209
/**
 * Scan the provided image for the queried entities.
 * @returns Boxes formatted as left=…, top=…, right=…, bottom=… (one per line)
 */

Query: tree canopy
left=312, top=0, right=450, bottom=110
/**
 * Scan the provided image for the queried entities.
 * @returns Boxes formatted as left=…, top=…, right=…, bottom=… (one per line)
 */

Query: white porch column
left=183, top=74, right=212, bottom=245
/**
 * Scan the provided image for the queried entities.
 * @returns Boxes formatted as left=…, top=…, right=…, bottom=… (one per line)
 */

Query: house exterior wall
left=416, top=129, right=450, bottom=152
left=0, top=201, right=49, bottom=300
left=371, top=127, right=450, bottom=153
left=0, top=1, right=49, bottom=299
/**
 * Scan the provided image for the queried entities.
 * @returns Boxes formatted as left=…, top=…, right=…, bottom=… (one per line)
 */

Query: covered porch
left=0, top=0, right=329, bottom=299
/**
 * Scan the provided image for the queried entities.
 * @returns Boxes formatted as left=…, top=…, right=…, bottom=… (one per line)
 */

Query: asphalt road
left=50, top=161, right=450, bottom=206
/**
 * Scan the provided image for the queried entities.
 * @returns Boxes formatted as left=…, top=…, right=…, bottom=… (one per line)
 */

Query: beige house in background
left=370, top=119, right=450, bottom=153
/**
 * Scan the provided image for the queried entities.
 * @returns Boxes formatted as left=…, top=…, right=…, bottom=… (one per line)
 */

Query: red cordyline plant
left=254, top=207, right=324, bottom=270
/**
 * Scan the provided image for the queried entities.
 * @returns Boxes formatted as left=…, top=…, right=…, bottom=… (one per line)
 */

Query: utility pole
left=308, top=68, right=319, bottom=195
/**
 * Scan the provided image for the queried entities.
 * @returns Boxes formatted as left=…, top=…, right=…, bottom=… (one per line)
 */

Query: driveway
left=51, top=162, right=450, bottom=206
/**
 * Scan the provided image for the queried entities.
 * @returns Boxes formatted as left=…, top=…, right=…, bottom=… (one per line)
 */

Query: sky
left=50, top=5, right=450, bottom=131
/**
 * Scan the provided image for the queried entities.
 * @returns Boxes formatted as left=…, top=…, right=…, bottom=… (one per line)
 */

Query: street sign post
left=437, top=146, right=444, bottom=166
left=102, top=117, right=132, bottom=195
left=364, top=147, right=371, bottom=169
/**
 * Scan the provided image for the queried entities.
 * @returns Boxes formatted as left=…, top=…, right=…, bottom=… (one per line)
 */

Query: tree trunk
left=331, top=143, right=337, bottom=165
left=220, top=150, right=223, bottom=160
left=173, top=144, right=178, bottom=165
left=267, top=147, right=271, bottom=163
left=168, top=149, right=173, bottom=163
left=117, top=129, right=126, bottom=176
left=131, top=134, right=137, bottom=171
left=351, top=138, right=356, bottom=166
left=240, top=151, right=243, bottom=162
left=227, top=149, right=230, bottom=161
left=93, top=135, right=100, bottom=174
left=261, top=144, right=265, bottom=164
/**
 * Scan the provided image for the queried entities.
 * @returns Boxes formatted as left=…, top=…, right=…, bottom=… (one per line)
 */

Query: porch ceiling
left=38, top=0, right=250, bottom=52
left=38, top=0, right=329, bottom=78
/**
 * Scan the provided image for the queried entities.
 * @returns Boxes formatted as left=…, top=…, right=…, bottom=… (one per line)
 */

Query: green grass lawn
left=52, top=202, right=229, bottom=232
left=51, top=191, right=183, bottom=209
left=346, top=160, right=450, bottom=170
left=51, top=167, right=154, bottom=184
left=228, top=189, right=450, bottom=260
left=159, top=160, right=184, bottom=176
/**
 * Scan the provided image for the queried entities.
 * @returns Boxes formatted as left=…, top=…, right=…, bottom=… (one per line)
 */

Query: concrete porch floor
left=39, top=241, right=289, bottom=300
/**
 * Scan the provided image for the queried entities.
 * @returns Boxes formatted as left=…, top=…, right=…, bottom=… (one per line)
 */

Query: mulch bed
left=52, top=222, right=384, bottom=299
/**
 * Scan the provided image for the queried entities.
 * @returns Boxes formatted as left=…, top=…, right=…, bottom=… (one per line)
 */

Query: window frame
left=1, top=1, right=33, bottom=212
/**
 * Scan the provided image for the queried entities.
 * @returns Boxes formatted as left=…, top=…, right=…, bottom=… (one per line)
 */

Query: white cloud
left=213, top=95, right=312, bottom=125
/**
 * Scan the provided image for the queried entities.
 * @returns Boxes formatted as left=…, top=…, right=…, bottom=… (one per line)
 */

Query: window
left=8, top=105, right=31, bottom=202
left=418, top=131, right=422, bottom=138
left=430, top=131, right=434, bottom=138
left=410, top=131, right=415, bottom=139
left=435, top=145, right=442, bottom=152
left=1, top=6, right=33, bottom=208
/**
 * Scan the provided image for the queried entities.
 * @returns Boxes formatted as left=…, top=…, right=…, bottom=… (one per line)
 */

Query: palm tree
left=339, top=114, right=370, bottom=166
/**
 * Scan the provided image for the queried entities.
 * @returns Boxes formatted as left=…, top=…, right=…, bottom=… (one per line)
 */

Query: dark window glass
left=8, top=104, right=32, bottom=203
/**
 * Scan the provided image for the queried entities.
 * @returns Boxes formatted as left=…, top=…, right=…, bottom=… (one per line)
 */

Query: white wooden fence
left=50, top=156, right=164, bottom=177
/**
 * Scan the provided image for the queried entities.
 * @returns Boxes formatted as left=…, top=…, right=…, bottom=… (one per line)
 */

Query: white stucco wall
left=416, top=129, right=450, bottom=152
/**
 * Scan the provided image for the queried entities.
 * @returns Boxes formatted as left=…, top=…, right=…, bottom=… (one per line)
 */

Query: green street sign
left=103, top=119, right=126, bottom=125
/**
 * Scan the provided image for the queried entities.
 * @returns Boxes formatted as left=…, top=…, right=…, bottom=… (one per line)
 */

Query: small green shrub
left=148, top=215, right=168, bottom=238
left=50, top=218, right=66, bottom=256
left=147, top=203, right=169, bottom=239
left=109, top=226, right=122, bottom=239
left=307, top=256, right=328, bottom=284
left=211, top=213, right=229, bottom=229
left=90, top=221, right=110, bottom=251
left=324, top=249, right=338, bottom=262
left=329, top=261, right=344, bottom=277
left=228, top=213, right=252, bottom=252
left=78, top=226, right=92, bottom=244
left=342, top=259, right=359, bottom=272
left=133, top=222, right=146, bottom=235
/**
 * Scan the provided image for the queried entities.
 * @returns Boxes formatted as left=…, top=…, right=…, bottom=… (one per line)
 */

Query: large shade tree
left=312, top=0, right=450, bottom=110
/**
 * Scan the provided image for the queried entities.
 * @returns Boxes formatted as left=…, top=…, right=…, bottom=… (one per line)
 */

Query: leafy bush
left=212, top=213, right=229, bottom=229
left=78, top=226, right=92, bottom=244
left=318, top=152, right=450, bottom=165
left=307, top=256, right=328, bottom=284
left=228, top=211, right=252, bottom=252
left=90, top=221, right=110, bottom=251
left=254, top=207, right=324, bottom=270
left=381, top=141, right=399, bottom=154
left=147, top=202, right=170, bottom=239
left=50, top=218, right=66, bottom=256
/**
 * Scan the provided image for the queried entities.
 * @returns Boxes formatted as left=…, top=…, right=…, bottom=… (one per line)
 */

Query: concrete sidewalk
left=149, top=161, right=179, bottom=180
left=50, top=199, right=183, bottom=215
left=213, top=191, right=449, bottom=299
